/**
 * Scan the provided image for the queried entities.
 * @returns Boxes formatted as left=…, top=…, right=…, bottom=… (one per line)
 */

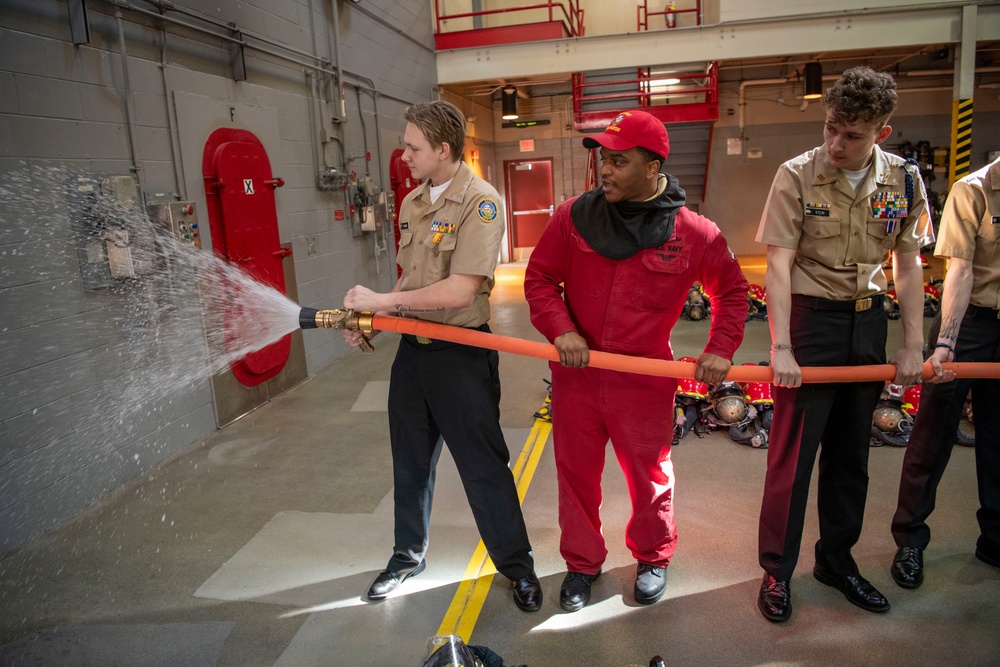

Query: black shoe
left=634, top=563, right=666, bottom=605
left=975, top=548, right=1000, bottom=568
left=890, top=547, right=924, bottom=588
left=559, top=570, right=600, bottom=612
left=512, top=573, right=543, bottom=612
left=813, top=564, right=890, bottom=613
left=366, top=560, right=426, bottom=600
left=757, top=573, right=791, bottom=623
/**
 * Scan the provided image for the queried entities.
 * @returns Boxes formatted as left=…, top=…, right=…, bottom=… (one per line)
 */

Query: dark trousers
left=759, top=296, right=887, bottom=580
left=892, top=306, right=1000, bottom=557
left=386, top=328, right=534, bottom=581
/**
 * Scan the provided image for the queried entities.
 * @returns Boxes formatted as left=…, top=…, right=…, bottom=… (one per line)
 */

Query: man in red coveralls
left=524, top=110, right=748, bottom=611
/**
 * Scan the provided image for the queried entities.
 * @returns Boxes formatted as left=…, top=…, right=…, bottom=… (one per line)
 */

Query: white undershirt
left=428, top=178, right=453, bottom=204
left=842, top=165, right=870, bottom=193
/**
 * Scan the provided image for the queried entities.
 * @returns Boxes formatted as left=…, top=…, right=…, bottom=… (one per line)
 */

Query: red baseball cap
left=582, top=110, right=670, bottom=160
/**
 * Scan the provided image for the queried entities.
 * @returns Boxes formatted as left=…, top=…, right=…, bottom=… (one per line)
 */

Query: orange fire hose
left=368, top=314, right=1000, bottom=383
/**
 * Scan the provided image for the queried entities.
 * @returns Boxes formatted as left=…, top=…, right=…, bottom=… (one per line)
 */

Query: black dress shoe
left=559, top=570, right=600, bottom=612
left=890, top=546, right=924, bottom=588
left=512, top=573, right=543, bottom=612
left=813, top=565, right=890, bottom=612
left=366, top=560, right=426, bottom=600
left=757, top=573, right=791, bottom=623
left=975, top=547, right=1000, bottom=568
left=634, top=563, right=667, bottom=605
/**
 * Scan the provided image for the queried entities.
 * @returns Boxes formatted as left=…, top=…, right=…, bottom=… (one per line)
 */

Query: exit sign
left=519, top=139, right=535, bottom=153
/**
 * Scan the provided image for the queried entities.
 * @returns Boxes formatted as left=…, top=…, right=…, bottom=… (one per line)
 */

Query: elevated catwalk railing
left=433, top=0, right=584, bottom=50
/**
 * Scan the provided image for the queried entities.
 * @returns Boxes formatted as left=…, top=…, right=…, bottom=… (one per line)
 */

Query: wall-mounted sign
left=519, top=139, right=535, bottom=153
left=502, top=119, right=551, bottom=129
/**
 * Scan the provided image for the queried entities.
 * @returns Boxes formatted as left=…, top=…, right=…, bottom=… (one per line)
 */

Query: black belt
left=966, top=304, right=1000, bottom=319
left=793, top=294, right=884, bottom=313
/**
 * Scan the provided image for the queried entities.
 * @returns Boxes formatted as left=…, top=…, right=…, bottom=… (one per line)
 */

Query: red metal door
left=203, top=128, right=289, bottom=387
left=504, top=159, right=554, bottom=260
left=389, top=149, right=422, bottom=278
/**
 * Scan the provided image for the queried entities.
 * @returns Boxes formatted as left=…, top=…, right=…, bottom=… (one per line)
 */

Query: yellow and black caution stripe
left=435, top=400, right=552, bottom=642
left=950, top=98, right=973, bottom=188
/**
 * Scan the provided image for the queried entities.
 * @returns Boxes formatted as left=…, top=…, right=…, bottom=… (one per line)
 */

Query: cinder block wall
left=0, top=0, right=437, bottom=555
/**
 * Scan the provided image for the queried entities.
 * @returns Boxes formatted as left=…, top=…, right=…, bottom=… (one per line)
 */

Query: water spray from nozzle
left=299, top=307, right=375, bottom=353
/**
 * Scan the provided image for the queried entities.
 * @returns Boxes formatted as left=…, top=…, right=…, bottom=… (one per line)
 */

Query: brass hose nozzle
left=299, top=307, right=375, bottom=353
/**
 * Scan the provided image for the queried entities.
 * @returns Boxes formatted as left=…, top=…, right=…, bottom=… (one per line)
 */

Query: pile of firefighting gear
left=681, top=283, right=711, bottom=321
left=882, top=278, right=943, bottom=320
left=669, top=368, right=975, bottom=450
left=673, top=359, right=773, bottom=449
left=869, top=382, right=975, bottom=448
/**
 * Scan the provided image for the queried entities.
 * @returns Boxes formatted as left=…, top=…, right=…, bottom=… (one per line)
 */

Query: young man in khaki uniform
left=343, top=101, right=541, bottom=611
left=755, top=66, right=933, bottom=622
left=890, top=155, right=1000, bottom=587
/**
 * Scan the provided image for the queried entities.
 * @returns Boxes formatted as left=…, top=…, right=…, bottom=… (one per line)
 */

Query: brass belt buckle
left=856, top=297, right=872, bottom=312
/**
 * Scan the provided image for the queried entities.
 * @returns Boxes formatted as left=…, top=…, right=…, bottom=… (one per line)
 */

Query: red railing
left=434, top=1, right=585, bottom=38
left=573, top=65, right=717, bottom=112
left=571, top=63, right=718, bottom=129
left=637, top=0, right=701, bottom=30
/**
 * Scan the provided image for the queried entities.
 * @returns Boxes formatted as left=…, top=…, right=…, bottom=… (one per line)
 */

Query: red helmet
left=924, top=282, right=941, bottom=299
left=902, top=384, right=922, bottom=417
left=675, top=356, right=708, bottom=398
left=748, top=284, right=766, bottom=304
left=740, top=363, right=773, bottom=404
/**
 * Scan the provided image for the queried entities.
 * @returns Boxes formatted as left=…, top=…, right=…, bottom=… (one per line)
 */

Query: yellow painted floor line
left=436, top=412, right=553, bottom=642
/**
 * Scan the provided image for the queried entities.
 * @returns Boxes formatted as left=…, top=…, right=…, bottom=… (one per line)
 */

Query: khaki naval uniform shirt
left=756, top=144, right=934, bottom=300
left=934, top=157, right=1000, bottom=309
left=396, top=161, right=504, bottom=328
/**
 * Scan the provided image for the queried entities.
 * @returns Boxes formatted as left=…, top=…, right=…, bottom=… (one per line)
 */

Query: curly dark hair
left=824, top=66, right=898, bottom=128
left=405, top=100, right=466, bottom=161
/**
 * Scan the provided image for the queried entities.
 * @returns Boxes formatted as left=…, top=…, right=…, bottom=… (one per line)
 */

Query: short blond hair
left=404, top=101, right=466, bottom=161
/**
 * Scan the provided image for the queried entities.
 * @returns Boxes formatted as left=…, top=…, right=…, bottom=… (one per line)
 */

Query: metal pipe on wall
left=113, top=8, right=144, bottom=192
left=329, top=0, right=347, bottom=121
left=155, top=18, right=185, bottom=199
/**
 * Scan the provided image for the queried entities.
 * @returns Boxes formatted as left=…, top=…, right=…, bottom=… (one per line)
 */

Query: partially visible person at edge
left=342, top=100, right=542, bottom=611
left=524, top=110, right=748, bottom=612
left=889, top=154, right=1000, bottom=589
left=755, top=66, right=934, bottom=623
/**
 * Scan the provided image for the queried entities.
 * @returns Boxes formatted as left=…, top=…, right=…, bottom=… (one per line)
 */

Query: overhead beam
left=436, top=4, right=1000, bottom=84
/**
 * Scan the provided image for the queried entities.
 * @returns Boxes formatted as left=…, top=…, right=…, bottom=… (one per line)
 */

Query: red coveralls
left=524, top=198, right=748, bottom=572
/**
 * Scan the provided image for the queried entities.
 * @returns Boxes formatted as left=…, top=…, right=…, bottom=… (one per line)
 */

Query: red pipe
left=369, top=314, right=1000, bottom=383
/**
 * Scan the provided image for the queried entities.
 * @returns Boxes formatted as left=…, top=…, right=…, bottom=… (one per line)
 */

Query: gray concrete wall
left=0, top=0, right=436, bottom=555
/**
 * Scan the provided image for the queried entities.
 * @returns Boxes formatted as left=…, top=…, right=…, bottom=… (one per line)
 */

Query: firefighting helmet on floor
left=708, top=382, right=749, bottom=424
left=421, top=637, right=483, bottom=667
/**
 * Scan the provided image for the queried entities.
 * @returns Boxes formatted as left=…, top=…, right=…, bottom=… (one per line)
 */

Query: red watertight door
left=203, top=128, right=289, bottom=387
left=389, top=148, right=422, bottom=278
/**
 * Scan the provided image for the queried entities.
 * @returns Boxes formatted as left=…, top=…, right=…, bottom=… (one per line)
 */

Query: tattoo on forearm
left=395, top=305, right=446, bottom=314
left=939, top=316, right=960, bottom=342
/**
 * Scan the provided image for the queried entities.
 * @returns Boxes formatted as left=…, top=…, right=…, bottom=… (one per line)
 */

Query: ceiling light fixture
left=803, top=61, right=824, bottom=100
left=501, top=85, right=519, bottom=120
